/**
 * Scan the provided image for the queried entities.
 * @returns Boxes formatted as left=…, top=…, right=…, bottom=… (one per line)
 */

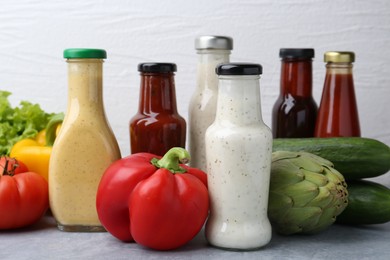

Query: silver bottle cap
left=195, top=36, right=233, bottom=50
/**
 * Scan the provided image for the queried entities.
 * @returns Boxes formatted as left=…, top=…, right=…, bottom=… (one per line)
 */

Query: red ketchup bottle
left=272, top=48, right=318, bottom=138
left=129, top=63, right=186, bottom=155
left=315, top=52, right=360, bottom=137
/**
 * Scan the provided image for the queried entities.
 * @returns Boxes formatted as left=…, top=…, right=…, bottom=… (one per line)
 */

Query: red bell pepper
left=96, top=147, right=209, bottom=250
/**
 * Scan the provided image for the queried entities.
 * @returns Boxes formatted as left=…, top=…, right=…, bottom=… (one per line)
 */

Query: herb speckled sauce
left=205, top=67, right=272, bottom=250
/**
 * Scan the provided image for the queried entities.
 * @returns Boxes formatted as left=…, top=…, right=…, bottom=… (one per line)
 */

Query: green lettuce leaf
left=0, top=90, right=58, bottom=155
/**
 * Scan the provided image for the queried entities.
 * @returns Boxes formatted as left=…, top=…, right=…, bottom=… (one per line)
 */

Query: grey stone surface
left=1, top=215, right=389, bottom=260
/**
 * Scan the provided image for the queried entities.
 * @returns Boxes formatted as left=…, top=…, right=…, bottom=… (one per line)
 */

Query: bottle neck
left=325, top=62, right=353, bottom=75
left=280, top=58, right=313, bottom=97
left=323, top=62, right=355, bottom=95
left=196, top=50, right=231, bottom=91
left=138, top=72, right=178, bottom=114
left=215, top=75, right=263, bottom=125
left=66, top=59, right=104, bottom=114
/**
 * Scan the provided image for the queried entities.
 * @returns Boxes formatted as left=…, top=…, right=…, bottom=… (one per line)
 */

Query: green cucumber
left=273, top=137, right=390, bottom=180
left=336, top=180, right=390, bottom=225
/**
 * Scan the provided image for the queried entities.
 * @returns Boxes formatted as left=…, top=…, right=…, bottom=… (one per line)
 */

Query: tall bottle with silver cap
left=188, top=35, right=233, bottom=172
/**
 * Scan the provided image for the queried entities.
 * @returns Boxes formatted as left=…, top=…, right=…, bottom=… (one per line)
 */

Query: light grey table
left=1, top=215, right=389, bottom=260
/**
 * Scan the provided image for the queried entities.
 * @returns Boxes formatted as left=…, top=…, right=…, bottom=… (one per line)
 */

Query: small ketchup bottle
left=129, top=63, right=186, bottom=156
left=272, top=48, right=318, bottom=138
left=315, top=51, right=360, bottom=137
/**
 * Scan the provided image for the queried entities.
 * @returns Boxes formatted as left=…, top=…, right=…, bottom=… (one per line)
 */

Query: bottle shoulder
left=130, top=112, right=186, bottom=126
left=208, top=121, right=272, bottom=136
left=53, top=124, right=120, bottom=156
left=189, top=91, right=218, bottom=115
left=273, top=94, right=317, bottom=110
left=206, top=123, right=273, bottom=149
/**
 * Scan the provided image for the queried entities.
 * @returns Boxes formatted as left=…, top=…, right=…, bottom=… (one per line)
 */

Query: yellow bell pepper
left=10, top=113, right=64, bottom=181
left=10, top=139, right=52, bottom=181
left=35, top=129, right=47, bottom=146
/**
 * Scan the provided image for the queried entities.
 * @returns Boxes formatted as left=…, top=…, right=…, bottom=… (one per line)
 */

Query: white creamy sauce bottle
left=205, top=63, right=272, bottom=250
left=49, top=48, right=121, bottom=232
left=188, top=36, right=232, bottom=172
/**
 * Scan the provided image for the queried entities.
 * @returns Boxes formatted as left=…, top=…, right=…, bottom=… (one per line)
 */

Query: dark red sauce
left=315, top=72, right=360, bottom=137
left=272, top=51, right=318, bottom=138
left=130, top=63, right=186, bottom=156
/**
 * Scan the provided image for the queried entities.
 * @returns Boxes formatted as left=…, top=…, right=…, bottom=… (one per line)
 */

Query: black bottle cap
left=138, top=63, right=177, bottom=73
left=216, top=63, right=262, bottom=76
left=279, top=48, right=315, bottom=59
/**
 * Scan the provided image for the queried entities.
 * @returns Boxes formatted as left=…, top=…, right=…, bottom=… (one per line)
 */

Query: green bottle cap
left=63, top=48, right=107, bottom=59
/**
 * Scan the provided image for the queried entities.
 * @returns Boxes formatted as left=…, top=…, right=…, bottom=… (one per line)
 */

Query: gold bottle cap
left=324, top=51, right=355, bottom=63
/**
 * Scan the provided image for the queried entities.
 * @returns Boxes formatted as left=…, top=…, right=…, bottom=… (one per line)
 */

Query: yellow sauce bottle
left=49, top=49, right=121, bottom=232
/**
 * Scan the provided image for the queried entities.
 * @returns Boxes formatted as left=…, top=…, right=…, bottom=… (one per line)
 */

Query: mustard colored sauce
left=49, top=58, right=121, bottom=231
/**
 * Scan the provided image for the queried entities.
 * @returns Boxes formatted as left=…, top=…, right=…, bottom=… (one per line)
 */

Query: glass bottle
left=205, top=63, right=272, bottom=250
left=272, top=48, right=318, bottom=138
left=130, top=63, right=186, bottom=156
left=49, top=48, right=121, bottom=232
left=188, top=35, right=233, bottom=172
left=315, top=51, right=360, bottom=137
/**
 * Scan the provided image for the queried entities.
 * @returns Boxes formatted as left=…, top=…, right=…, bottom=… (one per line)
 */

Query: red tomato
left=96, top=148, right=209, bottom=250
left=0, top=157, right=49, bottom=229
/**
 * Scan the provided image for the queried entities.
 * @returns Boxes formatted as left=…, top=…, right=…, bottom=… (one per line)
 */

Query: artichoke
left=268, top=151, right=348, bottom=235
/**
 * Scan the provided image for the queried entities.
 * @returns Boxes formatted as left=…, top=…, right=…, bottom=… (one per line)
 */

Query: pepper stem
left=150, top=147, right=190, bottom=174
left=45, top=112, right=64, bottom=146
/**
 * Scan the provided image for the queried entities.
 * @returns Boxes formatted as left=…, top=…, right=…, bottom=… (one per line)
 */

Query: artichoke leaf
left=272, top=151, right=300, bottom=162
left=268, top=192, right=293, bottom=219
left=324, top=166, right=347, bottom=185
left=270, top=168, right=304, bottom=188
left=301, top=168, right=329, bottom=186
left=305, top=186, right=333, bottom=208
left=291, top=155, right=324, bottom=173
left=275, top=207, right=322, bottom=235
left=279, top=180, right=319, bottom=207
left=305, top=206, right=339, bottom=234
